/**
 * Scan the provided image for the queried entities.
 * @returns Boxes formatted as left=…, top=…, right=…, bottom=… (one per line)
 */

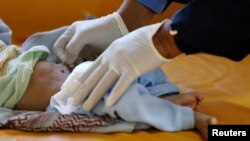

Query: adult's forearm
left=117, top=0, right=154, bottom=31
left=153, top=21, right=183, bottom=59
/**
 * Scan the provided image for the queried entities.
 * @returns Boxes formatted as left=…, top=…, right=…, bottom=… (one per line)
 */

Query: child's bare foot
left=195, top=112, right=217, bottom=140
left=161, top=92, right=205, bottom=110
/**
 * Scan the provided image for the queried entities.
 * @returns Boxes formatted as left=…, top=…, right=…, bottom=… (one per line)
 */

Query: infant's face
left=14, top=61, right=70, bottom=111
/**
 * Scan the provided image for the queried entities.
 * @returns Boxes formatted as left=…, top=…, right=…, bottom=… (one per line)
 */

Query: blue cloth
left=137, top=0, right=170, bottom=13
left=21, top=26, right=67, bottom=63
left=0, top=19, right=12, bottom=45
left=137, top=0, right=189, bottom=13
left=91, top=69, right=194, bottom=131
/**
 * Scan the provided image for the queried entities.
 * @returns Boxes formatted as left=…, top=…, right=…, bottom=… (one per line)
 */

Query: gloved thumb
left=54, top=26, right=75, bottom=63
left=63, top=32, right=88, bottom=66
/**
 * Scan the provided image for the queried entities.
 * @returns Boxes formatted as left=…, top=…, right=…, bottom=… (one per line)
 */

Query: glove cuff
left=149, top=20, right=171, bottom=62
left=112, top=12, right=129, bottom=36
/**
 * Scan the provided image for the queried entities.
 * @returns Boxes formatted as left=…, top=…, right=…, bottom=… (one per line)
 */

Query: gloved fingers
left=82, top=68, right=119, bottom=111
left=54, top=26, right=75, bottom=62
left=105, top=74, right=134, bottom=107
left=71, top=61, right=108, bottom=106
left=64, top=32, right=87, bottom=65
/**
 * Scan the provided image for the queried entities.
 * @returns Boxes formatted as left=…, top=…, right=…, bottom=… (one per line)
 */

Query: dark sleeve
left=137, top=0, right=190, bottom=13
left=171, top=0, right=250, bottom=61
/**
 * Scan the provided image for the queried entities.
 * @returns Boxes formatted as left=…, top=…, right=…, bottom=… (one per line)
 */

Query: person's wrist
left=153, top=21, right=182, bottom=59
left=117, top=0, right=154, bottom=31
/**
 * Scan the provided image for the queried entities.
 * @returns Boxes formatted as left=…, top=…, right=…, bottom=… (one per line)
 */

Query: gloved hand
left=70, top=21, right=169, bottom=111
left=54, top=12, right=129, bottom=66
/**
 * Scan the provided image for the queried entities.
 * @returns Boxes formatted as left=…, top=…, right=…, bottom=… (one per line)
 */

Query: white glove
left=54, top=12, right=129, bottom=66
left=70, top=22, right=169, bottom=111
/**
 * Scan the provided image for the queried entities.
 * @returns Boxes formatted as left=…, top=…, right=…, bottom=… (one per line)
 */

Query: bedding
left=0, top=107, right=121, bottom=132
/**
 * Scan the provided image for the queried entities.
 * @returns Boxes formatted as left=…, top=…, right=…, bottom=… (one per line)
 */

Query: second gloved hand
left=70, top=22, right=169, bottom=111
left=54, top=12, right=128, bottom=66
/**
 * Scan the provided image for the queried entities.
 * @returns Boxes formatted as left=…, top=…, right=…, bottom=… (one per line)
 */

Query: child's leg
left=161, top=91, right=217, bottom=140
left=161, top=91, right=205, bottom=110
left=194, top=111, right=217, bottom=140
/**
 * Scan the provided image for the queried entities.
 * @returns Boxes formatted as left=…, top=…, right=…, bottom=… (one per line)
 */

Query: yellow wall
left=0, top=0, right=183, bottom=44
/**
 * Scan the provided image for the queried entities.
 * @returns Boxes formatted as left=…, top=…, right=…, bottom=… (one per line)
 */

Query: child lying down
left=0, top=22, right=216, bottom=140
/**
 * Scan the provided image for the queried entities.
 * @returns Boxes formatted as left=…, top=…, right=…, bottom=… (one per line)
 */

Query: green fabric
left=0, top=45, right=49, bottom=109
